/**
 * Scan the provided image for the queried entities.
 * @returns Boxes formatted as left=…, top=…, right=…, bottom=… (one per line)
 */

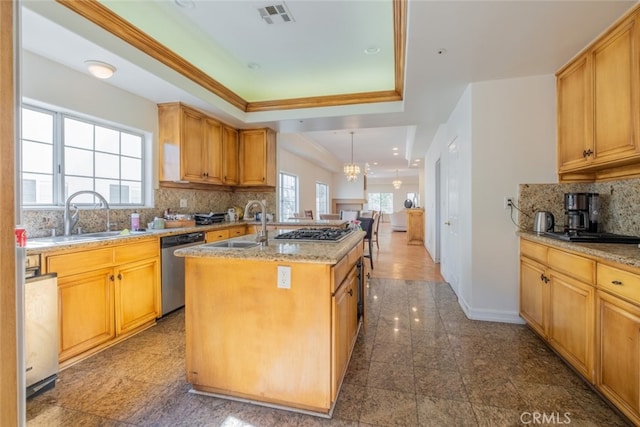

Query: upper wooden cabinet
left=158, top=102, right=237, bottom=186
left=239, top=128, right=276, bottom=187
left=557, top=7, right=640, bottom=181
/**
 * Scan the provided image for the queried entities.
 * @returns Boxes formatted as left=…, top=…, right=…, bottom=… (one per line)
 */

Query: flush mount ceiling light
left=343, top=132, right=361, bottom=182
left=85, top=60, right=116, bottom=79
left=364, top=46, right=381, bottom=55
left=392, top=169, right=402, bottom=189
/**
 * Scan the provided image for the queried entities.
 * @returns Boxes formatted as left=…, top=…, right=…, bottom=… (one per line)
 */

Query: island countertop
left=174, top=228, right=365, bottom=264
left=245, top=218, right=348, bottom=227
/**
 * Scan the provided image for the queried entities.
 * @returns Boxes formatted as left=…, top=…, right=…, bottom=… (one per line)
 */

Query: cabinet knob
left=110, top=275, right=114, bottom=281
left=611, top=280, right=623, bottom=286
left=444, top=221, right=451, bottom=226
left=117, top=273, right=123, bottom=280
left=348, top=289, right=353, bottom=296
left=583, top=149, right=593, bottom=157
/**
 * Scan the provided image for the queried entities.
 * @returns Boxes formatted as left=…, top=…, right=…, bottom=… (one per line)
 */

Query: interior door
left=441, top=137, right=460, bottom=295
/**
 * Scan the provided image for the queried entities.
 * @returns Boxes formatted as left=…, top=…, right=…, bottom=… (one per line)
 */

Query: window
left=21, top=105, right=145, bottom=206
left=316, top=182, right=329, bottom=215
left=369, top=192, right=394, bottom=214
left=279, top=172, right=298, bottom=221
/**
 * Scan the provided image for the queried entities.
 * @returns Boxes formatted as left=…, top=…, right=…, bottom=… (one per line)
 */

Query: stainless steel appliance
left=564, top=192, right=599, bottom=232
left=25, top=272, right=58, bottom=398
left=274, top=228, right=353, bottom=242
left=160, top=232, right=205, bottom=316
left=533, top=211, right=554, bottom=234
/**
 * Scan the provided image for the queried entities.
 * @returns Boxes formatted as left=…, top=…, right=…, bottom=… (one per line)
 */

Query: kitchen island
left=174, top=229, right=365, bottom=417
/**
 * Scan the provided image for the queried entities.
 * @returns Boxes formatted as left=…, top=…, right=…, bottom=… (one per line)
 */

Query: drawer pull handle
left=348, top=289, right=353, bottom=296
left=611, top=280, right=623, bottom=286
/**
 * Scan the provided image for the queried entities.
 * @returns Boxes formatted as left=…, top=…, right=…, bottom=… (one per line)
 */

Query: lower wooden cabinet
left=519, top=239, right=595, bottom=381
left=597, top=291, right=640, bottom=425
left=45, top=238, right=160, bottom=365
left=332, top=264, right=358, bottom=397
left=406, top=208, right=424, bottom=245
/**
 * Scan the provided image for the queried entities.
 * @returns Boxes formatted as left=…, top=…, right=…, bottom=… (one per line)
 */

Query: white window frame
left=21, top=103, right=148, bottom=208
left=279, top=171, right=298, bottom=221
left=316, top=181, right=329, bottom=216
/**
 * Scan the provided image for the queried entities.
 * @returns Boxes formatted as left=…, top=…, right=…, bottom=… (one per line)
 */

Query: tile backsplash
left=518, top=178, right=640, bottom=235
left=21, top=188, right=276, bottom=238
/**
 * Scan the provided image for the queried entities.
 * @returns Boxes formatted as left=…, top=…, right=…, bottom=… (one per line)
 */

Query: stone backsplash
left=518, top=178, right=640, bottom=235
left=21, top=188, right=276, bottom=238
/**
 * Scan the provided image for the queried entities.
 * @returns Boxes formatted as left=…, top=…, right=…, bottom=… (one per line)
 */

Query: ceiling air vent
left=257, top=2, right=295, bottom=25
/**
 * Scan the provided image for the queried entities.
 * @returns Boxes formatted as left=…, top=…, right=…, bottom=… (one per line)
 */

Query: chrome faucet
left=64, top=190, right=110, bottom=236
left=244, top=199, right=268, bottom=246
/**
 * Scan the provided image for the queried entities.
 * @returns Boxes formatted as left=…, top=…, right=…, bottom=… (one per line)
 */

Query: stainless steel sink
left=205, top=240, right=260, bottom=249
left=27, top=230, right=150, bottom=247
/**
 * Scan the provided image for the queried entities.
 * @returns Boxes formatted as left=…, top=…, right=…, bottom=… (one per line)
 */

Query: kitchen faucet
left=244, top=200, right=268, bottom=246
left=64, top=190, right=110, bottom=236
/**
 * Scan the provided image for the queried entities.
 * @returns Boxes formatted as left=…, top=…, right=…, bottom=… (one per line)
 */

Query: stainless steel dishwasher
left=160, top=232, right=205, bottom=316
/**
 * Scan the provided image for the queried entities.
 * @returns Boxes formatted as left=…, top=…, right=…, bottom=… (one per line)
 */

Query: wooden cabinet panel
left=114, top=239, right=159, bottom=265
left=48, top=247, right=113, bottom=277
left=227, top=225, right=246, bottom=237
left=205, top=229, right=230, bottom=243
left=548, top=271, right=594, bottom=381
left=58, top=268, right=114, bottom=361
left=239, top=128, right=276, bottom=187
left=181, top=108, right=207, bottom=182
left=520, top=238, right=548, bottom=264
left=548, top=247, right=596, bottom=284
left=597, top=291, right=640, bottom=425
left=223, top=126, right=239, bottom=185
left=115, top=258, right=160, bottom=335
left=202, top=118, right=224, bottom=184
left=592, top=17, right=640, bottom=164
left=332, top=265, right=358, bottom=399
left=520, top=255, right=547, bottom=337
left=598, top=263, right=640, bottom=306
left=406, top=209, right=424, bottom=245
left=557, top=54, right=592, bottom=172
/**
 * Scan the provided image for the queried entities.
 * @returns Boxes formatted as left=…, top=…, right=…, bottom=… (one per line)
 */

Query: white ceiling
left=20, top=0, right=637, bottom=180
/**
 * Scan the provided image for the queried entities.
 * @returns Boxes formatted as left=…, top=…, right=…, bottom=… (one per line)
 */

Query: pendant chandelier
left=343, top=132, right=361, bottom=182
left=392, top=169, right=402, bottom=189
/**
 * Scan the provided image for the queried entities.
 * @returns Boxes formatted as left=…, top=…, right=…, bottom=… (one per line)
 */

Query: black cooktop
left=543, top=231, right=640, bottom=244
left=274, top=228, right=353, bottom=242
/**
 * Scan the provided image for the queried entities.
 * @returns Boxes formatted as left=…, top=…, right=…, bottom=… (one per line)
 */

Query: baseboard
left=457, top=296, right=525, bottom=324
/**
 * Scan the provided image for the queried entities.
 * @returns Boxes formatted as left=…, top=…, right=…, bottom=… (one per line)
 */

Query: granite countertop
left=25, top=221, right=254, bottom=254
left=519, top=231, right=640, bottom=269
left=175, top=229, right=366, bottom=264
left=246, top=219, right=348, bottom=227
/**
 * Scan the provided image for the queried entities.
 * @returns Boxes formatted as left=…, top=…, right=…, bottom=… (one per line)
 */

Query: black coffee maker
left=564, top=192, right=599, bottom=233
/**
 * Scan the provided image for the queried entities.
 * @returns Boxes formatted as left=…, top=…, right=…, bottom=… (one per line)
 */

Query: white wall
left=277, top=143, right=334, bottom=217
left=426, top=74, right=557, bottom=323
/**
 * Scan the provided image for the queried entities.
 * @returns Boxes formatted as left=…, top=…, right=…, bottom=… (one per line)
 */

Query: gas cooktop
left=274, top=228, right=353, bottom=242
left=543, top=231, right=640, bottom=244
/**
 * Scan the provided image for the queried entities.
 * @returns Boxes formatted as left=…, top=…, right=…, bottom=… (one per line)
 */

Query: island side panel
left=185, top=257, right=333, bottom=412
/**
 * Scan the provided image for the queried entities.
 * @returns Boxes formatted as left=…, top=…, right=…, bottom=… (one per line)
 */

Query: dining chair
left=304, top=210, right=313, bottom=219
left=371, top=212, right=380, bottom=249
left=340, top=210, right=360, bottom=221
left=358, top=216, right=374, bottom=270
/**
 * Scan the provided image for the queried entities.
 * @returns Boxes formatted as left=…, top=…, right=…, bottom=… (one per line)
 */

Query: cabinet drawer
left=114, top=239, right=159, bottom=264
left=206, top=230, right=230, bottom=242
left=520, top=239, right=548, bottom=264
left=348, top=244, right=363, bottom=266
left=548, top=248, right=595, bottom=285
left=598, top=264, right=640, bottom=305
left=228, top=225, right=246, bottom=237
left=48, top=247, right=114, bottom=278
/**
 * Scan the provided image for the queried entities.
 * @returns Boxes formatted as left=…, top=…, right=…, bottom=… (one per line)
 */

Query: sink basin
left=27, top=230, right=150, bottom=247
left=205, top=240, right=260, bottom=249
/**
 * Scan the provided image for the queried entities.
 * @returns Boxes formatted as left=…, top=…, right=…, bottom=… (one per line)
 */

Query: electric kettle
left=533, top=211, right=554, bottom=234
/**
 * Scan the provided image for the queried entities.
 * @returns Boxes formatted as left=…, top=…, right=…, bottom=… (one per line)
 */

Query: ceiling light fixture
left=364, top=46, right=381, bottom=55
left=85, top=60, right=116, bottom=79
left=343, top=132, right=361, bottom=182
left=392, top=169, right=402, bottom=189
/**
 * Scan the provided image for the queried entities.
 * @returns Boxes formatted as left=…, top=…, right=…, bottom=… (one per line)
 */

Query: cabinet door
left=202, top=118, right=224, bottom=184
left=181, top=108, right=206, bottom=182
left=406, top=209, right=424, bottom=245
left=547, top=271, right=594, bottom=381
left=239, top=129, right=276, bottom=186
left=592, top=15, right=640, bottom=165
left=597, top=291, right=640, bottom=424
left=519, top=256, right=547, bottom=337
left=332, top=266, right=358, bottom=398
left=58, top=268, right=115, bottom=362
left=115, top=258, right=160, bottom=335
left=223, top=126, right=239, bottom=185
left=557, top=54, right=593, bottom=172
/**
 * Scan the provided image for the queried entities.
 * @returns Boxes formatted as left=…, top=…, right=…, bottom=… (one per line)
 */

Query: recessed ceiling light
left=175, top=0, right=195, bottom=9
left=393, top=152, right=399, bottom=156
left=437, top=48, right=448, bottom=55
left=84, top=60, right=116, bottom=79
left=373, top=162, right=378, bottom=165
left=364, top=46, right=381, bottom=55
left=392, top=147, right=398, bottom=151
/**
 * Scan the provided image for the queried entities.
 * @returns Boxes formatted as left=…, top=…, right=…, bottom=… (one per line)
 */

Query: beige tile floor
left=26, top=224, right=631, bottom=426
